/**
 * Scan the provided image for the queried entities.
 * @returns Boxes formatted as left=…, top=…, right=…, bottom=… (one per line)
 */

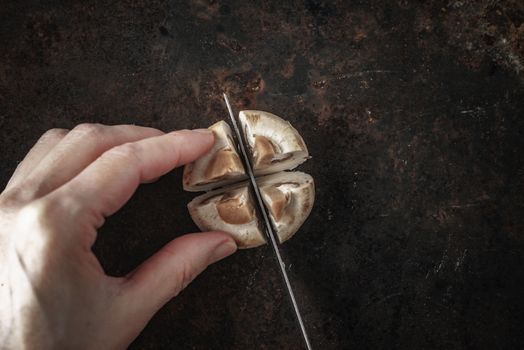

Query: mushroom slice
left=257, top=171, right=314, bottom=243
left=239, top=110, right=309, bottom=176
left=183, top=120, right=247, bottom=192
left=187, top=182, right=266, bottom=249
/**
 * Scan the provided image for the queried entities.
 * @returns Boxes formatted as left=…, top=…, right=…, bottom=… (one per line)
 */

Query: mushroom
left=187, top=182, right=266, bottom=249
left=183, top=121, right=246, bottom=192
left=239, top=110, right=309, bottom=176
left=184, top=110, right=314, bottom=249
left=257, top=171, right=315, bottom=243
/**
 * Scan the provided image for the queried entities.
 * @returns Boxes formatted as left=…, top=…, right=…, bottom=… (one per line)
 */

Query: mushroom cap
left=257, top=171, right=315, bottom=243
left=187, top=182, right=266, bottom=249
left=239, top=110, right=309, bottom=176
left=183, top=121, right=247, bottom=192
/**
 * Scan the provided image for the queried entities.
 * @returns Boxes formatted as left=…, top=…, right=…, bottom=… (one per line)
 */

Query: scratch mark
left=449, top=195, right=492, bottom=209
left=434, top=233, right=452, bottom=274
left=455, top=249, right=468, bottom=271
left=366, top=292, right=402, bottom=308
left=450, top=203, right=481, bottom=209
left=334, top=70, right=399, bottom=80
left=434, top=252, right=447, bottom=274
left=458, top=107, right=486, bottom=117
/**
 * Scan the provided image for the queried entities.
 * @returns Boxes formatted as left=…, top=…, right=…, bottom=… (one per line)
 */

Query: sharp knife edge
left=223, top=93, right=313, bottom=350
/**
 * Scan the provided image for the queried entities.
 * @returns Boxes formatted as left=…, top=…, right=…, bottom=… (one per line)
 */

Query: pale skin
left=0, top=124, right=237, bottom=349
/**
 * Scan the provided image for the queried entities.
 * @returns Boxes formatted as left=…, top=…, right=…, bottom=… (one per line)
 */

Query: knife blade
left=223, top=93, right=313, bottom=350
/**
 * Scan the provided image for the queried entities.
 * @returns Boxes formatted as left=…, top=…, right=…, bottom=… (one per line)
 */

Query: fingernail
left=192, top=128, right=212, bottom=134
left=211, top=240, right=237, bottom=263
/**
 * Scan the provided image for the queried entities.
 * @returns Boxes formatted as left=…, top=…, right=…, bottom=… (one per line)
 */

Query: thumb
left=120, top=232, right=237, bottom=320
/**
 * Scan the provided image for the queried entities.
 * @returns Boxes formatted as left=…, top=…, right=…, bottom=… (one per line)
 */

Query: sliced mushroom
left=187, top=182, right=266, bottom=249
left=183, top=121, right=246, bottom=192
left=257, top=171, right=315, bottom=243
left=239, top=110, right=309, bottom=176
left=184, top=112, right=314, bottom=249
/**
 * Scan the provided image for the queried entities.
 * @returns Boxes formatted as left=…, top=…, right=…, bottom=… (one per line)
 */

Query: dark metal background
left=1, top=1, right=524, bottom=349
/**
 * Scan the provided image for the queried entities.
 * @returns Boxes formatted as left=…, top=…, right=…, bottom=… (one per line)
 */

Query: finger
left=121, top=232, right=237, bottom=318
left=49, top=129, right=214, bottom=231
left=23, top=124, right=164, bottom=199
left=142, top=176, right=160, bottom=184
left=5, top=128, right=68, bottom=191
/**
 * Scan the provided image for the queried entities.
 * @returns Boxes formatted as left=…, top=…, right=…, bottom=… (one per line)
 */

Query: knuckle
left=13, top=200, right=63, bottom=252
left=40, top=128, right=69, bottom=142
left=0, top=192, right=19, bottom=209
left=155, top=249, right=197, bottom=297
left=105, top=142, right=141, bottom=164
left=71, top=123, right=105, bottom=139
left=16, top=200, right=54, bottom=233
left=15, top=195, right=86, bottom=244
left=179, top=260, right=198, bottom=293
left=16, top=195, right=77, bottom=232
left=0, top=186, right=34, bottom=209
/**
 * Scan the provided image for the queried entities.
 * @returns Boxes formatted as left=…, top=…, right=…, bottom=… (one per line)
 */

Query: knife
left=223, top=93, right=313, bottom=350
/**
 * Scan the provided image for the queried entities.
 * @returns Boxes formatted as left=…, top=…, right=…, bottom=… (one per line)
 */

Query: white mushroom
left=239, top=110, right=309, bottom=176
left=257, top=171, right=315, bottom=244
left=184, top=112, right=314, bottom=249
left=183, top=121, right=246, bottom=192
left=187, top=182, right=266, bottom=249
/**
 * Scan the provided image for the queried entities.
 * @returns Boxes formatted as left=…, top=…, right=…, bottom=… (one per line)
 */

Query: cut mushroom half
left=183, top=120, right=246, bottom=192
left=187, top=182, right=266, bottom=249
left=257, top=171, right=315, bottom=243
left=239, top=110, right=309, bottom=176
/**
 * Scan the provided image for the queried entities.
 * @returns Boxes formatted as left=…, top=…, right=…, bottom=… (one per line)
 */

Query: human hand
left=0, top=124, right=237, bottom=349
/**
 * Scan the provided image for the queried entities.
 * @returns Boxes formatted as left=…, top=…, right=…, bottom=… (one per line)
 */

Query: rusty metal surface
left=1, top=1, right=524, bottom=349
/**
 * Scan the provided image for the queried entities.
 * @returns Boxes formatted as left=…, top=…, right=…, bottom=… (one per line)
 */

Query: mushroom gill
left=216, top=193, right=255, bottom=225
left=204, top=148, right=244, bottom=181
left=260, top=186, right=290, bottom=222
left=252, top=136, right=279, bottom=168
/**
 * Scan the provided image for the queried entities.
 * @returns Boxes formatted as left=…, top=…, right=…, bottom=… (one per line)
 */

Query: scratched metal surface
left=1, top=1, right=524, bottom=349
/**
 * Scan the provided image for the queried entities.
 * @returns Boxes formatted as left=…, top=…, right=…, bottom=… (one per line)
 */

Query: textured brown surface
left=1, top=1, right=524, bottom=349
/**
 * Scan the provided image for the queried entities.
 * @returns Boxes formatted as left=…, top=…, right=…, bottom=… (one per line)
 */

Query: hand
left=0, top=124, right=237, bottom=349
